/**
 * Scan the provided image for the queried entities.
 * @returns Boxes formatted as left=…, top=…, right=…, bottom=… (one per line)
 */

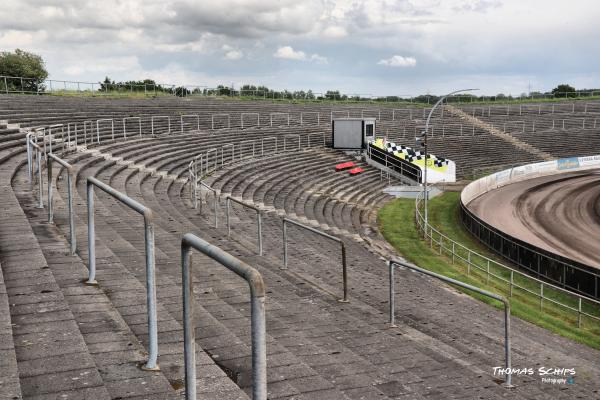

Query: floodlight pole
left=423, top=88, right=478, bottom=225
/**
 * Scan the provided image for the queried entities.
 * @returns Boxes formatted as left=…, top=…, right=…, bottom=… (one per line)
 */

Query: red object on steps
left=348, top=167, right=364, bottom=175
left=335, top=161, right=355, bottom=171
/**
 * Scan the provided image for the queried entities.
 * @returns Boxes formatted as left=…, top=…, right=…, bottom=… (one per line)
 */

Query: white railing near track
left=415, top=190, right=600, bottom=328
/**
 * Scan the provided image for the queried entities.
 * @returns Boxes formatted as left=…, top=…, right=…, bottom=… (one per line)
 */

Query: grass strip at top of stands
left=378, top=192, right=600, bottom=350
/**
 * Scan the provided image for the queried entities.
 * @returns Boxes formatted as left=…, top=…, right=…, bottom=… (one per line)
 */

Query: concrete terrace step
left=0, top=262, right=22, bottom=400
left=11, top=162, right=181, bottom=400
left=49, top=148, right=490, bottom=400
left=2, top=96, right=600, bottom=399
left=78, top=155, right=361, bottom=399
left=0, top=156, right=111, bottom=399
left=51, top=153, right=252, bottom=399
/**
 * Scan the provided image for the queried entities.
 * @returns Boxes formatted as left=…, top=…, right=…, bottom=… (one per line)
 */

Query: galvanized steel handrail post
left=261, top=137, right=277, bottom=156
left=283, top=134, right=301, bottom=152
left=241, top=112, right=260, bottom=129
left=48, top=124, right=65, bottom=155
left=300, top=112, right=320, bottom=126
left=96, top=119, right=114, bottom=141
left=181, top=233, right=267, bottom=400
left=330, top=110, right=350, bottom=123
left=180, top=114, right=200, bottom=133
left=123, top=116, right=142, bottom=139
left=151, top=115, right=171, bottom=136
left=307, top=132, right=325, bottom=147
left=67, top=122, right=78, bottom=148
left=198, top=180, right=218, bottom=228
left=29, top=139, right=44, bottom=209
left=388, top=259, right=512, bottom=387
left=205, top=148, right=218, bottom=174
left=46, top=153, right=76, bottom=255
left=240, top=140, right=256, bottom=159
left=282, top=217, right=348, bottom=302
left=221, top=144, right=234, bottom=165
left=85, top=177, right=159, bottom=371
left=188, top=160, right=197, bottom=208
left=211, top=113, right=231, bottom=130
left=269, top=112, right=290, bottom=127
left=81, top=120, right=96, bottom=145
left=26, top=132, right=33, bottom=186
left=225, top=196, right=263, bottom=255
left=193, top=154, right=203, bottom=181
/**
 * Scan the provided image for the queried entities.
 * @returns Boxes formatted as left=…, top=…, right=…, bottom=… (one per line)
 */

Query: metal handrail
left=388, top=259, right=513, bottom=387
left=151, top=115, right=171, bottom=136
left=96, top=118, right=114, bottom=141
left=67, top=122, right=78, bottom=148
left=3, top=74, right=600, bottom=101
left=205, top=148, right=218, bottom=174
left=330, top=110, right=350, bottom=122
left=269, top=112, right=290, bottom=127
left=123, top=116, right=142, bottom=139
left=181, top=233, right=267, bottom=400
left=225, top=196, right=263, bottom=255
left=241, top=112, right=260, bottom=129
left=366, top=144, right=422, bottom=183
left=28, top=138, right=44, bottom=208
left=307, top=132, right=325, bottom=148
left=179, top=114, right=200, bottom=132
left=211, top=113, right=231, bottom=130
left=240, top=140, right=256, bottom=159
left=414, top=191, right=600, bottom=327
left=282, top=217, right=348, bottom=302
left=85, top=177, right=159, bottom=371
left=283, top=134, right=300, bottom=151
left=197, top=180, right=218, bottom=228
left=361, top=108, right=381, bottom=120
left=48, top=124, right=65, bottom=155
left=300, top=111, right=320, bottom=126
left=261, top=137, right=277, bottom=156
left=83, top=120, right=96, bottom=145
left=46, top=153, right=76, bottom=255
left=26, top=131, right=35, bottom=185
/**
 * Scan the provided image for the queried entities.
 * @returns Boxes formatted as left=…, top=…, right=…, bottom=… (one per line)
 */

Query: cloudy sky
left=1, top=0, right=599, bottom=96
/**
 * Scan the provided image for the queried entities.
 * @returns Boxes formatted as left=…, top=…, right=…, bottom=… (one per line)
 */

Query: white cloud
left=0, top=30, right=35, bottom=47
left=224, top=50, right=243, bottom=60
left=274, top=46, right=327, bottom=63
left=378, top=55, right=417, bottom=67
left=310, top=54, right=328, bottom=64
left=322, top=26, right=347, bottom=38
left=274, top=45, right=306, bottom=60
left=63, top=56, right=142, bottom=76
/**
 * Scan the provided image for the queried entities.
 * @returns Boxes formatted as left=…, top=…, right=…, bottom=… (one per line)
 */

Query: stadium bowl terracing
left=0, top=94, right=599, bottom=399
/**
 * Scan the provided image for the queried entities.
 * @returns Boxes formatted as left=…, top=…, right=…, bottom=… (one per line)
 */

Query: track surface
left=467, top=169, right=600, bottom=270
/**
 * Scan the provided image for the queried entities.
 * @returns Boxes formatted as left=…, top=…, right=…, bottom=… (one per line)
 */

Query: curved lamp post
left=423, top=88, right=479, bottom=225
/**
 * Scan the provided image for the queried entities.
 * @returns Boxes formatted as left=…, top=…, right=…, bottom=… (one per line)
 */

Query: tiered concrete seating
left=1, top=96, right=600, bottom=398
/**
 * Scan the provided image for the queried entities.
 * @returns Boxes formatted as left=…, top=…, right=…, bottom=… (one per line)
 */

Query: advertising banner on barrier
left=557, top=157, right=580, bottom=170
left=462, top=154, right=600, bottom=205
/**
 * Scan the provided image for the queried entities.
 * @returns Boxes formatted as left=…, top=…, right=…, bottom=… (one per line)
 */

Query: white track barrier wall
left=462, top=155, right=600, bottom=205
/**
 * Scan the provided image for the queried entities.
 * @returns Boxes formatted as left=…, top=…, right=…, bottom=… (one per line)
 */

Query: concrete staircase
left=444, top=104, right=555, bottom=161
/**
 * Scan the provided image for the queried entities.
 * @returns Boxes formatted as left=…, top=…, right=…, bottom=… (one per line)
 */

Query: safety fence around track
left=415, top=190, right=600, bottom=328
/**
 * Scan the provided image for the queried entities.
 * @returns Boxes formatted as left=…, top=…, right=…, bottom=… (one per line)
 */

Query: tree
left=552, top=84, right=576, bottom=98
left=0, top=49, right=48, bottom=92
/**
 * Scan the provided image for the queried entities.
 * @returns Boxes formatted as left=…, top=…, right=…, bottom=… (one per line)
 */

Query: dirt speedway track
left=467, top=169, right=600, bottom=270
